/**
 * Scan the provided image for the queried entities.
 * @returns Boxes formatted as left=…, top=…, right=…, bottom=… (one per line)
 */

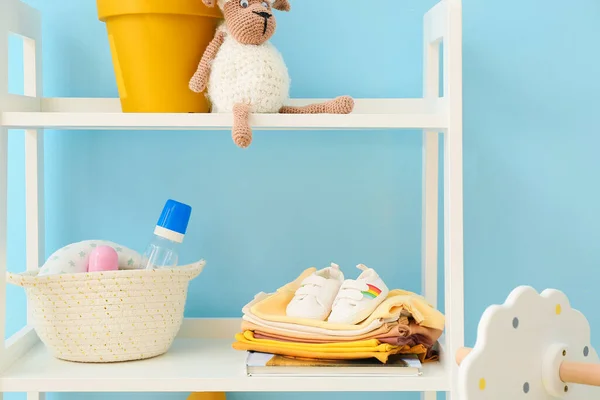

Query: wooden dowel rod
left=456, top=347, right=600, bottom=387
left=560, top=361, right=600, bottom=387
left=455, top=347, right=471, bottom=366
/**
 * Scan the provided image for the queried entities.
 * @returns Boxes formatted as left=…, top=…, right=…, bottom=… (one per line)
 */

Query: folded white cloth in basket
left=39, top=240, right=142, bottom=276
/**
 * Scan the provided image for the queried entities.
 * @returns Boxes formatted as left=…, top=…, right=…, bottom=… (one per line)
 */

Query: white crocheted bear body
left=208, top=27, right=291, bottom=113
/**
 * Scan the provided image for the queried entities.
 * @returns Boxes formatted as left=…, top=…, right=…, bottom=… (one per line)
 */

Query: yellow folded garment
left=239, top=331, right=394, bottom=352
left=250, top=268, right=445, bottom=331
left=233, top=331, right=429, bottom=363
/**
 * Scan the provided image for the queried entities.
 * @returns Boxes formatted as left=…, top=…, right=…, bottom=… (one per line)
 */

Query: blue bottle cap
left=155, top=199, right=192, bottom=241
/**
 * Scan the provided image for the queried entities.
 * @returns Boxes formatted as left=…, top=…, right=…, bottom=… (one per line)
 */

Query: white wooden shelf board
left=0, top=319, right=450, bottom=393
left=0, top=97, right=448, bottom=131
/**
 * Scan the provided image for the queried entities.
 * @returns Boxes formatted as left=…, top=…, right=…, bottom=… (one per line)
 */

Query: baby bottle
left=141, top=199, right=192, bottom=270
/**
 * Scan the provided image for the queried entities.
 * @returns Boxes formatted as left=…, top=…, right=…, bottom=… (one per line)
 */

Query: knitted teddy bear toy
left=189, top=0, right=355, bottom=149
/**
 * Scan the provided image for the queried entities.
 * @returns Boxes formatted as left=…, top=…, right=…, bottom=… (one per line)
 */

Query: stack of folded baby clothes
left=232, top=263, right=444, bottom=364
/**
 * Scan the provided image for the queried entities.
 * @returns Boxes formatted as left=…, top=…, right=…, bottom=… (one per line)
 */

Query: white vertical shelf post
left=0, top=1, right=45, bottom=399
left=0, top=139, right=7, bottom=400
left=443, top=0, right=464, bottom=398
left=422, top=0, right=441, bottom=312
left=25, top=128, right=45, bottom=400
left=0, top=9, right=9, bottom=400
left=421, top=5, right=441, bottom=400
left=24, top=12, right=46, bottom=400
left=24, top=30, right=44, bottom=280
left=25, top=127, right=44, bottom=278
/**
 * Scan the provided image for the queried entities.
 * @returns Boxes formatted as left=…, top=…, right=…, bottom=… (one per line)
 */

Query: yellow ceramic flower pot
left=187, top=393, right=226, bottom=400
left=97, top=0, right=222, bottom=113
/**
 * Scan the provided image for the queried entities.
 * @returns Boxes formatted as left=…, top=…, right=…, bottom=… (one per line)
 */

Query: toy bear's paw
left=233, top=125, right=253, bottom=149
left=326, top=96, right=355, bottom=114
left=232, top=103, right=252, bottom=148
left=189, top=72, right=208, bottom=93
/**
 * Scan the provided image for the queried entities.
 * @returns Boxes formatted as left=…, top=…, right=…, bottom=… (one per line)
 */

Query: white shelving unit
left=0, top=0, right=464, bottom=398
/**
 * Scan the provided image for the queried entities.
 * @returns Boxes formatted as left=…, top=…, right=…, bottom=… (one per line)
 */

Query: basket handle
left=6, top=270, right=39, bottom=287
left=180, top=260, right=206, bottom=280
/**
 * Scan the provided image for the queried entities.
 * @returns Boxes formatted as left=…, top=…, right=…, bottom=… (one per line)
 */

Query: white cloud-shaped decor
left=458, top=286, right=600, bottom=399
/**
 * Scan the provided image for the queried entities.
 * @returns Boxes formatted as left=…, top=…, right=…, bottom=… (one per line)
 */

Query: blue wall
left=6, top=0, right=600, bottom=399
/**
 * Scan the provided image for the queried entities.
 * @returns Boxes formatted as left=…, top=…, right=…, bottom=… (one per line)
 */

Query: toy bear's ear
left=272, top=0, right=291, bottom=11
left=202, top=0, right=216, bottom=7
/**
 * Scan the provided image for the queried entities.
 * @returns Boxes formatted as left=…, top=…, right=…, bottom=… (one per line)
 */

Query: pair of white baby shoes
left=286, top=263, right=389, bottom=324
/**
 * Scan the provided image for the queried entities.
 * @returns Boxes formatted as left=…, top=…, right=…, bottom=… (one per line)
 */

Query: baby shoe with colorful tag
left=327, top=264, right=389, bottom=324
left=286, top=263, right=345, bottom=320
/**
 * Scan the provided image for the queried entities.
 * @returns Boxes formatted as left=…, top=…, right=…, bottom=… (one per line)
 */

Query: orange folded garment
left=240, top=320, right=399, bottom=342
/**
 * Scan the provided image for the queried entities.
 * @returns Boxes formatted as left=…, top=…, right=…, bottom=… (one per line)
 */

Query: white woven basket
left=7, top=261, right=205, bottom=363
